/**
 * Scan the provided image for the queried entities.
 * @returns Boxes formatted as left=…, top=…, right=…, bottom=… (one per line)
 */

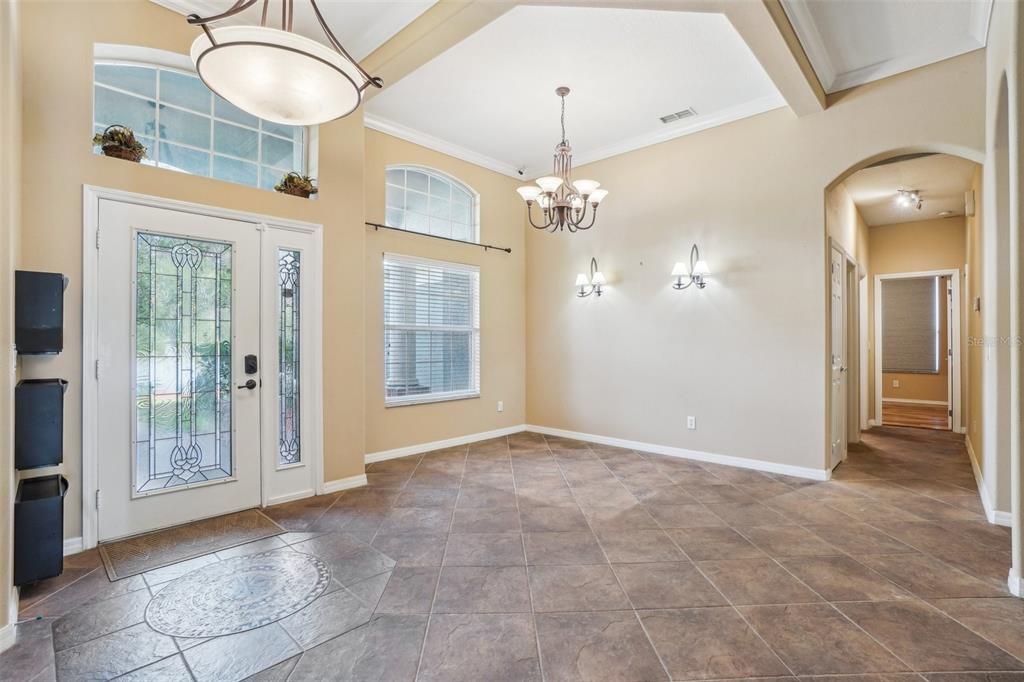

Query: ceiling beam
left=722, top=0, right=825, bottom=116
left=364, top=0, right=825, bottom=114
left=361, top=0, right=517, bottom=102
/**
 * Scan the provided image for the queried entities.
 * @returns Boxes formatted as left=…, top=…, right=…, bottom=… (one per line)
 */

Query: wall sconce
left=575, top=257, right=606, bottom=297
left=672, top=244, right=710, bottom=290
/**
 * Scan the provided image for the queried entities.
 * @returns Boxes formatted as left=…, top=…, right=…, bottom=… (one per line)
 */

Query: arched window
left=92, top=45, right=309, bottom=191
left=385, top=166, right=479, bottom=242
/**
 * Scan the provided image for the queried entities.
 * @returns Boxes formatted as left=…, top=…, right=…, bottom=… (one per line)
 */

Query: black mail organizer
left=14, top=475, right=68, bottom=586
left=16, top=379, right=68, bottom=470
left=15, top=270, right=69, bottom=355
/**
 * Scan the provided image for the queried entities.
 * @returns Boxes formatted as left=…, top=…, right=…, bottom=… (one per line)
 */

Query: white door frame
left=81, top=185, right=324, bottom=550
left=873, top=269, right=962, bottom=432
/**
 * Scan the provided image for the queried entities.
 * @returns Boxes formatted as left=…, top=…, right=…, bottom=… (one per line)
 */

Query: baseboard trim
left=965, top=437, right=1011, bottom=527
left=365, top=425, right=527, bottom=464
left=0, top=621, right=15, bottom=654
left=526, top=424, right=830, bottom=481
left=266, top=489, right=315, bottom=507
left=63, top=537, right=84, bottom=556
left=867, top=419, right=881, bottom=427
left=881, top=398, right=949, bottom=406
left=322, top=474, right=368, bottom=494
left=1009, top=567, right=1022, bottom=597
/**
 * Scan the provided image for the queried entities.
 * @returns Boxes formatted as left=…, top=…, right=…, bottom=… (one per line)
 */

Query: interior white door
left=830, top=248, right=848, bottom=469
left=96, top=199, right=262, bottom=541
left=945, top=276, right=954, bottom=430
left=261, top=226, right=319, bottom=505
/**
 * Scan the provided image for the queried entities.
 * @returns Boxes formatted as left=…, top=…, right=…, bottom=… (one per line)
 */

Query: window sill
left=385, top=392, right=480, bottom=408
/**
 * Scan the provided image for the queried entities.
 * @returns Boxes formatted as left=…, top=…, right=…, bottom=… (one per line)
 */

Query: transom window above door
left=93, top=48, right=307, bottom=191
left=385, top=166, right=478, bottom=242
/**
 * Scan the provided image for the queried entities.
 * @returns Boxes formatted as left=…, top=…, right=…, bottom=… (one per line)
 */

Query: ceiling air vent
left=659, top=108, right=697, bottom=124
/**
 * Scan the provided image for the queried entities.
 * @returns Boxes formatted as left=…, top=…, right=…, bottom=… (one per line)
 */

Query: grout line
left=411, top=443, right=467, bottom=681
left=508, top=436, right=547, bottom=682
left=547, top=436, right=676, bottom=682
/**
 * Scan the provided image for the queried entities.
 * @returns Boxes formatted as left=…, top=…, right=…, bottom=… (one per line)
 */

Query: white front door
left=96, top=199, right=262, bottom=541
left=830, top=247, right=848, bottom=469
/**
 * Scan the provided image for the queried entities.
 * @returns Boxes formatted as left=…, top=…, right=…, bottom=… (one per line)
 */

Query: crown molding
left=563, top=94, right=787, bottom=177
left=368, top=94, right=786, bottom=181
left=781, top=0, right=991, bottom=94
left=779, top=0, right=838, bottom=92
left=364, top=113, right=523, bottom=178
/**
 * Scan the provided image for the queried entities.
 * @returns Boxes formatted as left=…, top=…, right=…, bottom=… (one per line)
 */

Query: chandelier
left=187, top=0, right=383, bottom=126
left=517, top=87, right=608, bottom=232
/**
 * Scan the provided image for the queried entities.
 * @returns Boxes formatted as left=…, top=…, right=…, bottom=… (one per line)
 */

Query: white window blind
left=384, top=255, right=480, bottom=406
left=882, top=276, right=940, bottom=374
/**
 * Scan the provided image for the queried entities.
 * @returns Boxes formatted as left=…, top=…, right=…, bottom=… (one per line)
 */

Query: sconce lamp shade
left=517, top=186, right=542, bottom=202
left=692, top=260, right=710, bottom=277
left=575, top=274, right=589, bottom=287
left=671, top=262, right=688, bottom=277
left=590, top=271, right=607, bottom=286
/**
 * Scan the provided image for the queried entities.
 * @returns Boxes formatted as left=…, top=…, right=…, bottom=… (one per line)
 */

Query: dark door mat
left=98, top=509, right=285, bottom=580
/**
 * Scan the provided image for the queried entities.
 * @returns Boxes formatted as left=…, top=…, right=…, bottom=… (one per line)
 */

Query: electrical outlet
left=687, top=416, right=696, bottom=430
left=497, top=400, right=504, bottom=413
left=892, top=379, right=900, bottom=388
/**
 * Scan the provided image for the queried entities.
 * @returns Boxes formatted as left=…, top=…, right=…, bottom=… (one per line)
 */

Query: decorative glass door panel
left=277, top=249, right=301, bottom=467
left=134, top=233, right=234, bottom=494
left=96, top=199, right=262, bottom=542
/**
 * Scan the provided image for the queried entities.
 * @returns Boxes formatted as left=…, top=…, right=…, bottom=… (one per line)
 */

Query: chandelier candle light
left=518, top=87, right=608, bottom=232
left=187, top=0, right=383, bottom=126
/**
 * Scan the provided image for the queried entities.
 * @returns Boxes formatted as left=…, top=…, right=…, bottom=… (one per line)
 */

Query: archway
left=823, top=143, right=1022, bottom=597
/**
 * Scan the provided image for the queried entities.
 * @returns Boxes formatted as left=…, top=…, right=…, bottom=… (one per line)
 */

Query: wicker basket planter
left=274, top=172, right=318, bottom=199
left=93, top=125, right=146, bottom=164
left=100, top=144, right=145, bottom=162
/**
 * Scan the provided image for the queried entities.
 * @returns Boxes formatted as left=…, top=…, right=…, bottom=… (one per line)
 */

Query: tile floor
left=2, top=426, right=1022, bottom=681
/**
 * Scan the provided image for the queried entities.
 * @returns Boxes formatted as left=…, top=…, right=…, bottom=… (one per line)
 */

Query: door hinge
left=949, top=409, right=953, bottom=417
left=95, top=228, right=100, bottom=250
left=95, top=489, right=101, bottom=510
left=95, top=359, right=100, bottom=380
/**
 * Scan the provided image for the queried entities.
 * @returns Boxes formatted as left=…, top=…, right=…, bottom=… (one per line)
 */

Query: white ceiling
left=365, top=6, right=785, bottom=178
left=782, top=0, right=992, bottom=94
left=843, top=154, right=978, bottom=226
left=150, top=0, right=436, bottom=60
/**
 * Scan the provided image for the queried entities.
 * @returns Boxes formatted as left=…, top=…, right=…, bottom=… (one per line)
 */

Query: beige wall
left=19, top=1, right=367, bottom=539
left=363, top=130, right=526, bottom=453
left=981, top=0, right=1021, bottom=541
left=867, top=217, right=967, bottom=419
left=965, top=165, right=984, bottom=467
left=525, top=50, right=985, bottom=474
left=1, top=0, right=21, bottom=648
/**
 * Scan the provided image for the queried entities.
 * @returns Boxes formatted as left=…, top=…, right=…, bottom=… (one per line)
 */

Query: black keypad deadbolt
left=245, top=354, right=258, bottom=374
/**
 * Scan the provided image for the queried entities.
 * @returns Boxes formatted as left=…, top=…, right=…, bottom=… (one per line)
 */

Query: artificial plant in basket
left=92, top=125, right=147, bottom=162
left=274, top=172, right=318, bottom=198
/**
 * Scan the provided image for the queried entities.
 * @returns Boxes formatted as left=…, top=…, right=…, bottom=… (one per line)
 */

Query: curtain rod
left=365, top=222, right=512, bottom=254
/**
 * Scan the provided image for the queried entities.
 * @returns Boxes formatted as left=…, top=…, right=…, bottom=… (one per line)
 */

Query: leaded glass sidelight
left=278, top=249, right=301, bottom=466
left=135, top=232, right=233, bottom=494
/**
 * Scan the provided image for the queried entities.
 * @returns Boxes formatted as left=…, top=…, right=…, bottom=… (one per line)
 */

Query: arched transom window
left=385, top=166, right=479, bottom=242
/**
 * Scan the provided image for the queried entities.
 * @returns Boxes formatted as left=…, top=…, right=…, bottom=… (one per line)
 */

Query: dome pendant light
left=187, top=0, right=383, bottom=127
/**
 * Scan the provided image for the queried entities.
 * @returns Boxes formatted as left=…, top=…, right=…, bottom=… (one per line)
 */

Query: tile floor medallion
left=145, top=550, right=331, bottom=638
left=2, top=426, right=1022, bottom=681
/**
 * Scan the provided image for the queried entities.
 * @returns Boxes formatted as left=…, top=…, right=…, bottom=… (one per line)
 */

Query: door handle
left=237, top=379, right=257, bottom=390
left=840, top=366, right=848, bottom=373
